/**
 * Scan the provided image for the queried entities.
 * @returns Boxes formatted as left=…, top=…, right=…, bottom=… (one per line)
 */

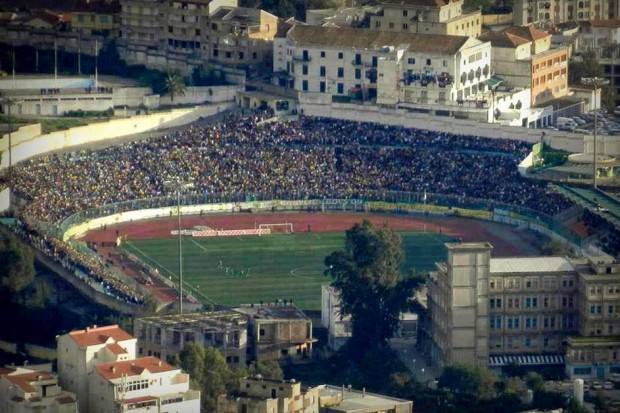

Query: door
left=597, top=367, right=605, bottom=379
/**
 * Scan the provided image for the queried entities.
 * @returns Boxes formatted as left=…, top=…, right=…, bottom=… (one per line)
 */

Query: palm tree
left=164, top=71, right=186, bottom=103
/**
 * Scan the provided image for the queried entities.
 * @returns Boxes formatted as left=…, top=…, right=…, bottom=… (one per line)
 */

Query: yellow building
left=479, top=26, right=568, bottom=106
left=369, top=0, right=482, bottom=37
left=70, top=1, right=120, bottom=37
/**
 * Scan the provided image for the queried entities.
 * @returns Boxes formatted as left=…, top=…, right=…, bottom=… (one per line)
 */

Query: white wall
left=300, top=100, right=588, bottom=154
left=0, top=189, right=9, bottom=213
left=159, top=85, right=242, bottom=106
left=0, top=106, right=227, bottom=170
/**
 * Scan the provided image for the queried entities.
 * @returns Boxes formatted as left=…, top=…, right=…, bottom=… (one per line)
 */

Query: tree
left=569, top=49, right=615, bottom=112
left=248, top=360, right=283, bottom=380
left=0, top=237, right=35, bottom=294
left=324, top=221, right=423, bottom=355
left=179, top=344, right=244, bottom=412
left=524, top=372, right=544, bottom=392
left=164, top=71, right=186, bottom=103
left=438, top=364, right=496, bottom=401
left=567, top=398, right=590, bottom=413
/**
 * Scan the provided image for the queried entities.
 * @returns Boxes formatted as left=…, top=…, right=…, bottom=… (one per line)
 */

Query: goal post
left=258, top=223, right=294, bottom=234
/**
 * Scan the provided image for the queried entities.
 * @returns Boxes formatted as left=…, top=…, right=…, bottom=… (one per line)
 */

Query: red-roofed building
left=0, top=365, right=77, bottom=413
left=57, top=325, right=136, bottom=413
left=89, top=357, right=200, bottom=413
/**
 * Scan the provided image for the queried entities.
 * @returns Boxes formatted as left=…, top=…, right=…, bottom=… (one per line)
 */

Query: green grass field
left=121, top=231, right=452, bottom=311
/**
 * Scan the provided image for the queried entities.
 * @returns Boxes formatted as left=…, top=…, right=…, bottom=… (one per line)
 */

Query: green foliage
left=541, top=240, right=569, bottom=256
left=537, top=144, right=568, bottom=168
left=567, top=398, right=590, bottom=413
left=0, top=237, right=35, bottom=294
left=164, top=71, right=187, bottom=102
left=438, top=364, right=497, bottom=400
left=140, top=295, right=159, bottom=315
left=248, top=360, right=283, bottom=380
left=524, top=372, right=544, bottom=392
left=179, top=344, right=244, bottom=412
left=324, top=220, right=423, bottom=354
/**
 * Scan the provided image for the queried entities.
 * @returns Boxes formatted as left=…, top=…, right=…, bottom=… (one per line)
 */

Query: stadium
left=4, top=108, right=620, bottom=312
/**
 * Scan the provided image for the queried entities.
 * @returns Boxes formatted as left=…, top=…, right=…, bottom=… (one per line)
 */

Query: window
left=319, top=66, right=326, bottom=76
left=338, top=52, right=344, bottom=59
left=239, top=51, right=244, bottom=60
left=403, top=23, right=408, bottom=30
left=302, top=65, right=308, bottom=75
left=321, top=51, right=326, bottom=58
left=337, top=83, right=344, bottom=94
left=403, top=9, right=408, bottom=16
left=426, top=58, right=431, bottom=66
left=302, top=80, right=308, bottom=91
left=168, top=26, right=173, bottom=33
left=225, top=51, right=232, bottom=58
left=320, top=81, right=326, bottom=93
left=389, top=22, right=394, bottom=29
left=337, top=67, right=344, bottom=78
left=355, top=68, right=361, bottom=79
left=302, top=49, right=309, bottom=60
left=195, top=29, right=201, bottom=36
left=355, top=53, right=361, bottom=64
left=408, top=57, right=415, bottom=64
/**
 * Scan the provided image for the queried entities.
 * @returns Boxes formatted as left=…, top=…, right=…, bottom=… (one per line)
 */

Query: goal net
left=258, top=223, right=294, bottom=234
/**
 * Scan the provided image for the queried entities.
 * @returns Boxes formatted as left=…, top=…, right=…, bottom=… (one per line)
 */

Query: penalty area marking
left=190, top=238, right=253, bottom=278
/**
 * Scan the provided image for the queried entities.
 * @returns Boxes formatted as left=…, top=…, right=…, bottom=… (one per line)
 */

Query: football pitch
left=121, top=231, right=452, bottom=311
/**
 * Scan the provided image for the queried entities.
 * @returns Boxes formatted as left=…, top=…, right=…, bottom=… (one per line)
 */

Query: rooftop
left=137, top=310, right=248, bottom=330
left=68, top=324, right=134, bottom=348
left=480, top=25, right=549, bottom=48
left=95, top=357, right=176, bottom=381
left=319, top=385, right=411, bottom=411
left=584, top=18, right=620, bottom=28
left=234, top=303, right=310, bottom=321
left=490, top=257, right=575, bottom=273
left=287, top=25, right=472, bottom=54
left=4, top=371, right=53, bottom=393
left=381, top=0, right=451, bottom=8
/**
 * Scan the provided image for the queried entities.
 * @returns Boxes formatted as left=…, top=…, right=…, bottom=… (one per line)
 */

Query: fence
left=50, top=190, right=584, bottom=249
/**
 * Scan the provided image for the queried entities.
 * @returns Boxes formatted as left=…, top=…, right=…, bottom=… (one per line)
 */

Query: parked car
left=604, top=381, right=614, bottom=390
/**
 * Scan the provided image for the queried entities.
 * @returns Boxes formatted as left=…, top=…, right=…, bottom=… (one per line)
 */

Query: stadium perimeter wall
left=0, top=104, right=231, bottom=170
left=0, top=188, right=9, bottom=213
left=60, top=198, right=582, bottom=253
left=300, top=102, right=589, bottom=155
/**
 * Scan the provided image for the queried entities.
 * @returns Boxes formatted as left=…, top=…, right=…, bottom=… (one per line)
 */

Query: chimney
left=158, top=360, right=162, bottom=367
left=111, top=367, right=116, bottom=373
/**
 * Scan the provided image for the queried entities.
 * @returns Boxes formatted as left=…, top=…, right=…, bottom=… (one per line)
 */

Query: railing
left=49, top=190, right=584, bottom=247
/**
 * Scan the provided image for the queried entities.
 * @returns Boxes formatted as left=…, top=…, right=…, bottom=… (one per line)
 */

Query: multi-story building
left=278, top=25, right=492, bottom=110
left=0, top=365, right=77, bottom=413
left=217, top=376, right=320, bottom=413
left=118, top=0, right=165, bottom=65
left=57, top=325, right=136, bottom=412
left=321, top=285, right=352, bottom=351
left=428, top=242, right=620, bottom=378
left=369, top=0, right=481, bottom=37
left=118, top=0, right=277, bottom=73
left=89, top=356, right=200, bottom=413
left=428, top=242, right=492, bottom=368
left=206, top=6, right=278, bottom=69
left=134, top=311, right=249, bottom=368
left=487, top=256, right=579, bottom=356
left=513, top=0, right=619, bottom=26
left=70, top=1, right=121, bottom=37
left=234, top=304, right=314, bottom=364
left=480, top=25, right=569, bottom=106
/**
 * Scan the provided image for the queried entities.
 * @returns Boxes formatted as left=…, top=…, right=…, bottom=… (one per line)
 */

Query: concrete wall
left=159, top=85, right=243, bottom=106
left=0, top=124, right=42, bottom=151
left=0, top=106, right=222, bottom=170
left=300, top=101, right=588, bottom=154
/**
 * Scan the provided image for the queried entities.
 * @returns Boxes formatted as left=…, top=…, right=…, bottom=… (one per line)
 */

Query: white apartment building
left=57, top=324, right=137, bottom=412
left=277, top=25, right=492, bottom=107
left=0, top=365, right=77, bottom=413
left=321, top=285, right=352, bottom=351
left=512, top=0, right=619, bottom=26
left=89, top=357, right=200, bottom=413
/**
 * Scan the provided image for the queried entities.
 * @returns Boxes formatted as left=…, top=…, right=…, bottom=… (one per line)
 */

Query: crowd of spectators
left=10, top=220, right=144, bottom=305
left=8, top=111, right=572, bottom=224
left=0, top=110, right=584, bottom=304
